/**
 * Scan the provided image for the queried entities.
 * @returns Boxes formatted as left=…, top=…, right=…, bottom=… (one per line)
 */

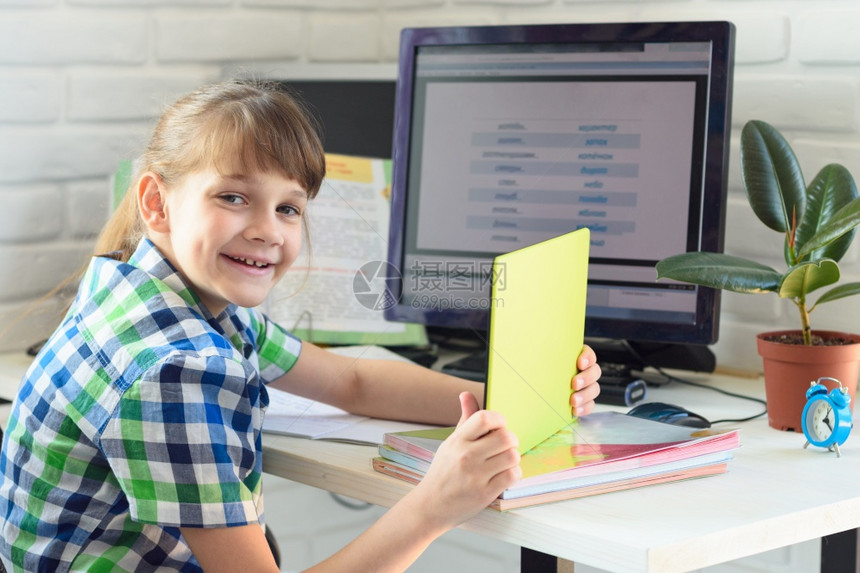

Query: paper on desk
left=263, top=387, right=435, bottom=445
left=264, top=386, right=368, bottom=439
left=262, top=345, right=441, bottom=445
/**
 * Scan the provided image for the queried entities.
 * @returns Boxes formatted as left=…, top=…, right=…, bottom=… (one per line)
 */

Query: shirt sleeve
left=100, top=350, right=266, bottom=528
left=243, top=307, right=302, bottom=384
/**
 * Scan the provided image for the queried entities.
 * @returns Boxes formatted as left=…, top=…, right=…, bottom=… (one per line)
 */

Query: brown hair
left=94, top=79, right=327, bottom=261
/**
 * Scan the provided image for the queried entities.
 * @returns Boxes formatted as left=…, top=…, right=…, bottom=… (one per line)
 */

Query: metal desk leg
left=821, top=528, right=860, bottom=573
left=520, top=548, right=574, bottom=573
left=523, top=530, right=860, bottom=572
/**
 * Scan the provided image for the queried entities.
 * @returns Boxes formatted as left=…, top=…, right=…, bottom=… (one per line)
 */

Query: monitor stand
left=439, top=346, right=648, bottom=406
left=586, top=338, right=717, bottom=377
left=587, top=338, right=716, bottom=406
left=429, top=326, right=490, bottom=381
left=591, top=362, right=648, bottom=406
left=440, top=349, right=489, bottom=382
left=434, top=331, right=716, bottom=407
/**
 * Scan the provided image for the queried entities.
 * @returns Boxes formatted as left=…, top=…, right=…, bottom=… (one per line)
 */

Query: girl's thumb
left=457, top=391, right=480, bottom=427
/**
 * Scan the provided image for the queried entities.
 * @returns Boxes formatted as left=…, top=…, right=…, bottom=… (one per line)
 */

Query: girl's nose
left=245, top=211, right=283, bottom=245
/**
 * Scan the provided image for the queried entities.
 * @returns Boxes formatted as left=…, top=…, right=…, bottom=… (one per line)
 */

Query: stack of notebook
left=371, top=228, right=740, bottom=510
left=373, top=412, right=740, bottom=510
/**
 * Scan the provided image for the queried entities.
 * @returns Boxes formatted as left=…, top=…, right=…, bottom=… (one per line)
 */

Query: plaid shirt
left=0, top=239, right=301, bottom=572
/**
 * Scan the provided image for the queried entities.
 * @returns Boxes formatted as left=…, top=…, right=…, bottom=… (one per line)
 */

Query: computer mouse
left=626, top=402, right=711, bottom=428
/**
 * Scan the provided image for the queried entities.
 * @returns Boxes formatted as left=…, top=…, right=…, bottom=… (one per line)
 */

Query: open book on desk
left=373, top=411, right=740, bottom=510
left=264, top=154, right=426, bottom=347
left=263, top=387, right=435, bottom=445
left=262, top=345, right=439, bottom=445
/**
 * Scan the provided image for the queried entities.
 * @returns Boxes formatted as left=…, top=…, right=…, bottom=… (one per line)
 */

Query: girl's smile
left=224, top=254, right=273, bottom=271
left=225, top=255, right=274, bottom=269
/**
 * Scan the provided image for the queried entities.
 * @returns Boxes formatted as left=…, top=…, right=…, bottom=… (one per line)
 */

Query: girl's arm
left=182, top=392, right=521, bottom=573
left=306, top=392, right=520, bottom=572
left=269, top=343, right=602, bottom=424
left=269, top=342, right=483, bottom=425
left=180, top=524, right=279, bottom=573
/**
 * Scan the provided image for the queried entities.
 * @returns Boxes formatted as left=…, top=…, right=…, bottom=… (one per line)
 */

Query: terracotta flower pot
left=756, top=330, right=860, bottom=432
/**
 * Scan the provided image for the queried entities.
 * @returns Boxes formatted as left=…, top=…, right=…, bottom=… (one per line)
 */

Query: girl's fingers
left=456, top=391, right=481, bottom=427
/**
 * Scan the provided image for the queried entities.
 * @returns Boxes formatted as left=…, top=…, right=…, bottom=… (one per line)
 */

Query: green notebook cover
left=484, top=227, right=591, bottom=454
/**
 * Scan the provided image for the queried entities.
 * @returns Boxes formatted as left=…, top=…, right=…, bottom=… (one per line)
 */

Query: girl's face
left=152, top=167, right=308, bottom=316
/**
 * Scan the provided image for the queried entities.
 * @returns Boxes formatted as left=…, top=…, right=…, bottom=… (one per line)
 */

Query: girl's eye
left=278, top=205, right=301, bottom=217
left=221, top=194, right=245, bottom=205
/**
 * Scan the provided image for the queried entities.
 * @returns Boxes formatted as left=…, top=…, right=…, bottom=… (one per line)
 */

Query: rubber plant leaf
left=797, top=195, right=860, bottom=260
left=655, top=252, right=781, bottom=294
left=740, top=120, right=806, bottom=234
left=778, top=259, right=840, bottom=299
left=814, top=281, right=860, bottom=307
left=795, top=163, right=859, bottom=264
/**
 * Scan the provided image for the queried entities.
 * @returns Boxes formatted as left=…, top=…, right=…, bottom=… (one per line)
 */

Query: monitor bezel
left=385, top=20, right=735, bottom=345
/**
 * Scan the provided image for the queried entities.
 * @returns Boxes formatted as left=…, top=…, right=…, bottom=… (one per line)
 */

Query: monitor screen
left=384, top=21, right=735, bottom=360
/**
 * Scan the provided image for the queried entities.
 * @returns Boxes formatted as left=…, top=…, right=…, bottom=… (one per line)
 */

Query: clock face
left=806, top=399, right=835, bottom=442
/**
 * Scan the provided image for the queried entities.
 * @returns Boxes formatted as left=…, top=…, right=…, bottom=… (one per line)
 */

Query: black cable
left=621, top=341, right=768, bottom=425
left=329, top=492, right=373, bottom=510
left=650, top=366, right=768, bottom=424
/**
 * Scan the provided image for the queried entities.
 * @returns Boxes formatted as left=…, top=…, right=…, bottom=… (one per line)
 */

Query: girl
left=0, top=80, right=601, bottom=572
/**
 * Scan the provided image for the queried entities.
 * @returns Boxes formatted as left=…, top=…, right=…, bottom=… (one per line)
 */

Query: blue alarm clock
left=801, top=377, right=853, bottom=457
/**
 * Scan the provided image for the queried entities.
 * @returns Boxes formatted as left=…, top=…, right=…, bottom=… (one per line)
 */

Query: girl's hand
left=410, top=392, right=521, bottom=531
left=571, top=344, right=602, bottom=417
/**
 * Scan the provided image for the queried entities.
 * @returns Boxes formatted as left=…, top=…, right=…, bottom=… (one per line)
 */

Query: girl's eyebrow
left=221, top=173, right=308, bottom=198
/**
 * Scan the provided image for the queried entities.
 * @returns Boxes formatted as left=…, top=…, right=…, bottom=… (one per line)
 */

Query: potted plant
left=656, top=119, right=860, bottom=432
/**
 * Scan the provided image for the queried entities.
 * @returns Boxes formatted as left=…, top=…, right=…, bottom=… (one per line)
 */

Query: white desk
left=1, top=351, right=858, bottom=572
left=263, top=372, right=860, bottom=573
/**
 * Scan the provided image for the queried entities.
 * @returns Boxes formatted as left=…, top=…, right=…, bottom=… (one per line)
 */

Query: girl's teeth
left=234, top=257, right=267, bottom=268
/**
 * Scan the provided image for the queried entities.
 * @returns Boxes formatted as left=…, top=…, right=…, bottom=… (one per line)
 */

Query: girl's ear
left=138, top=172, right=170, bottom=233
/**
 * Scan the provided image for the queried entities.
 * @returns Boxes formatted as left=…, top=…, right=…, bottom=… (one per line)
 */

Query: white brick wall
left=0, top=14, right=148, bottom=64
left=156, top=12, right=306, bottom=61
left=1, top=1, right=859, bottom=366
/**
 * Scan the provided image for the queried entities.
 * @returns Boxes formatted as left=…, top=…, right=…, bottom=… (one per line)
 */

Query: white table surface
left=2, top=351, right=858, bottom=572
left=263, top=372, right=860, bottom=573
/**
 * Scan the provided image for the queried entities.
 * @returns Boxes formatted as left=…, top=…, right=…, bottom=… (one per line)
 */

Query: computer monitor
left=277, top=79, right=396, bottom=159
left=384, top=21, right=735, bottom=379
